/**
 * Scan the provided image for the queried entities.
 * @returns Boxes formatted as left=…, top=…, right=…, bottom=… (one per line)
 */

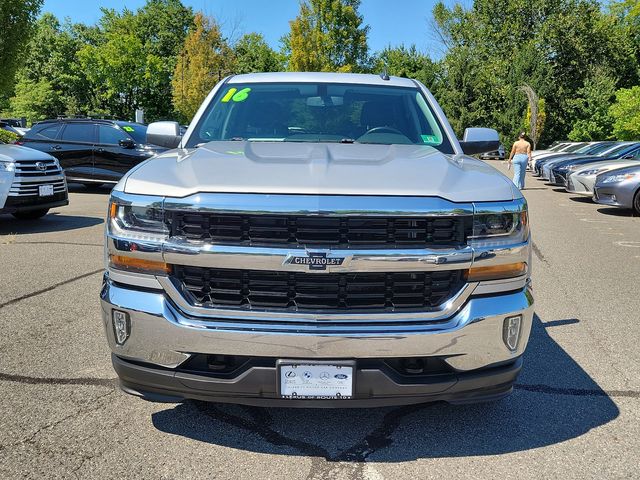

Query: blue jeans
left=512, top=154, right=528, bottom=189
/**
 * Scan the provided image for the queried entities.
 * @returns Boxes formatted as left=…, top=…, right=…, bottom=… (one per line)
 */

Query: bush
left=0, top=129, right=19, bottom=144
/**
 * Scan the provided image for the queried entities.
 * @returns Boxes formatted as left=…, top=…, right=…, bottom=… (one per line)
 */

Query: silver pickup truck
left=101, top=72, right=533, bottom=407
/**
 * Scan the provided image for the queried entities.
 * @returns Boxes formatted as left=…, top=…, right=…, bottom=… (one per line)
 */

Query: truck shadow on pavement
left=0, top=212, right=103, bottom=234
left=151, top=314, right=620, bottom=462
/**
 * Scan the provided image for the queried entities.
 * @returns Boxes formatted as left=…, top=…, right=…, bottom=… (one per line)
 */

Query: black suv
left=18, top=119, right=166, bottom=185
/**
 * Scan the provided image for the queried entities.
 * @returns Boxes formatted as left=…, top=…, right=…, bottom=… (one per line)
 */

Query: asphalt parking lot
left=1, top=166, right=639, bottom=480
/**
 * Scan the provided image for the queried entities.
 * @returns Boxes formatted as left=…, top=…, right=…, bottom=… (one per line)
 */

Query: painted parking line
left=616, top=241, right=640, bottom=248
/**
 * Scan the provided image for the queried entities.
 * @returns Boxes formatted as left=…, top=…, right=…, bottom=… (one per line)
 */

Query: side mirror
left=119, top=138, right=135, bottom=149
left=460, top=127, right=500, bottom=155
left=146, top=121, right=182, bottom=149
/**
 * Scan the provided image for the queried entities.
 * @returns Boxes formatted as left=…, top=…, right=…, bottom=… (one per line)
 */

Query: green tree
left=6, top=14, right=97, bottom=122
left=372, top=45, right=439, bottom=89
left=0, top=0, right=43, bottom=97
left=287, top=0, right=370, bottom=72
left=233, top=33, right=283, bottom=74
left=568, top=69, right=617, bottom=141
left=431, top=0, right=638, bottom=146
left=609, top=86, right=640, bottom=140
left=7, top=78, right=59, bottom=122
left=172, top=13, right=234, bottom=122
left=78, top=1, right=193, bottom=121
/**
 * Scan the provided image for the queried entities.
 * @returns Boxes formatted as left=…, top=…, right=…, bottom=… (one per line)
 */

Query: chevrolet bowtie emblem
left=285, top=252, right=345, bottom=270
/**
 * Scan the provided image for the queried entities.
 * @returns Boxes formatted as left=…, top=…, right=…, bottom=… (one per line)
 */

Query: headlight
left=471, top=209, right=529, bottom=247
left=600, top=172, right=638, bottom=184
left=108, top=198, right=167, bottom=241
left=0, top=161, right=15, bottom=172
left=578, top=168, right=603, bottom=176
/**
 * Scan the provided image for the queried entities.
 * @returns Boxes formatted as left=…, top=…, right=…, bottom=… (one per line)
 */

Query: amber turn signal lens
left=466, top=262, right=527, bottom=281
left=109, top=202, right=117, bottom=219
left=109, top=255, right=170, bottom=274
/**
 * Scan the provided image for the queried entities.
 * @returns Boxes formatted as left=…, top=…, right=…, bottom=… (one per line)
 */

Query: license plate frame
left=277, top=359, right=355, bottom=400
left=38, top=184, right=54, bottom=197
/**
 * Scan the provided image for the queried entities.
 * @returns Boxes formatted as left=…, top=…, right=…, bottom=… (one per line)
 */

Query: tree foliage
left=8, top=14, right=97, bottom=122
left=79, top=1, right=193, bottom=121
left=288, top=0, right=370, bottom=72
left=609, top=86, right=640, bottom=140
left=172, top=13, right=234, bottom=122
left=0, top=0, right=43, bottom=97
left=373, top=45, right=439, bottom=90
left=431, top=0, right=638, bottom=146
left=234, top=33, right=284, bottom=74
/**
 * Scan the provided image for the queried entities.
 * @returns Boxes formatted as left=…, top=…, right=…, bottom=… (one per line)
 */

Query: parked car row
left=16, top=118, right=166, bottom=186
left=1, top=117, right=170, bottom=221
left=530, top=140, right=640, bottom=214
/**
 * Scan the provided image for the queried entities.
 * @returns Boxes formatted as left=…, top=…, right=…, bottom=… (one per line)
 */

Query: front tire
left=633, top=190, right=640, bottom=215
left=12, top=208, right=50, bottom=220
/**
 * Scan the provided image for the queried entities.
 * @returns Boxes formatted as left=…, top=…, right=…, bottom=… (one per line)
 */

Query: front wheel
left=12, top=208, right=50, bottom=220
left=633, top=190, right=640, bottom=215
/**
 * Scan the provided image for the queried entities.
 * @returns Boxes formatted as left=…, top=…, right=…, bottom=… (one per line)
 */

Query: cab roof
left=227, top=72, right=418, bottom=88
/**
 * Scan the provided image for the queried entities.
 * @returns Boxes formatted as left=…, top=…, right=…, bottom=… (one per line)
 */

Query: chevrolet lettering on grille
left=286, top=252, right=345, bottom=270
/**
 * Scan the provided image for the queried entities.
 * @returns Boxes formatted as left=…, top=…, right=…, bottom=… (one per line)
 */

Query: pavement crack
left=195, top=401, right=430, bottom=480
left=0, top=390, right=115, bottom=454
left=515, top=383, right=640, bottom=398
left=0, top=268, right=103, bottom=310
left=531, top=241, right=548, bottom=264
left=0, top=371, right=116, bottom=388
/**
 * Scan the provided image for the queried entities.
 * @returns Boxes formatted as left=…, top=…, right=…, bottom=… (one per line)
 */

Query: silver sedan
left=567, top=159, right=640, bottom=196
left=593, top=164, right=640, bottom=214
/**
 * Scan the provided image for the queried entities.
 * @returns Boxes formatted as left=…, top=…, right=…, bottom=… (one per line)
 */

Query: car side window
left=98, top=125, right=129, bottom=145
left=27, top=124, right=62, bottom=141
left=60, top=123, right=96, bottom=143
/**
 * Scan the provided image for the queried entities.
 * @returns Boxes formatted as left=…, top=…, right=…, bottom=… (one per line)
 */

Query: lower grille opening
left=171, top=266, right=466, bottom=312
left=175, top=355, right=454, bottom=378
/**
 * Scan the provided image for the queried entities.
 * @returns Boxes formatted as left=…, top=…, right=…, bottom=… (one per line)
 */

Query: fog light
left=503, top=315, right=522, bottom=351
left=112, top=310, right=130, bottom=345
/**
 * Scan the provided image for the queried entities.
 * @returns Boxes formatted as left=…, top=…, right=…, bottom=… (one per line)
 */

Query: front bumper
left=566, top=174, right=593, bottom=195
left=0, top=194, right=69, bottom=214
left=101, top=277, right=534, bottom=406
left=593, top=185, right=627, bottom=208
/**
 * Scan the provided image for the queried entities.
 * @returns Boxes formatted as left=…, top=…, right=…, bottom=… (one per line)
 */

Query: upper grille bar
left=167, top=212, right=472, bottom=248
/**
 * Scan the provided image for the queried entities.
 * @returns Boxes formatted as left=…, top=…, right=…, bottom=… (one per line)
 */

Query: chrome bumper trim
left=162, top=240, right=474, bottom=272
left=101, top=279, right=534, bottom=371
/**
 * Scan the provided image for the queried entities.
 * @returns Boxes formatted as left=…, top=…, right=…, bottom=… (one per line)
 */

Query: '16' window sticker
left=221, top=87, right=252, bottom=103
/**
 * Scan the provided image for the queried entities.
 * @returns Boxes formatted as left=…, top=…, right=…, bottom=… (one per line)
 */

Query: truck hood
left=0, top=144, right=55, bottom=162
left=122, top=141, right=515, bottom=202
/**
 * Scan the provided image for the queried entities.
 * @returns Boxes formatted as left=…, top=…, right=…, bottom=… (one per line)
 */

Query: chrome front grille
left=9, top=159, right=66, bottom=197
left=14, top=158, right=61, bottom=177
left=172, top=266, right=466, bottom=312
left=167, top=211, right=473, bottom=248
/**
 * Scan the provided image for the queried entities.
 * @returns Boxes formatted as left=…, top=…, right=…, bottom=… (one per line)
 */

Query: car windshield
left=564, top=143, right=587, bottom=152
left=600, top=143, right=633, bottom=157
left=117, top=122, right=147, bottom=144
left=575, top=143, right=612, bottom=155
left=187, top=82, right=454, bottom=153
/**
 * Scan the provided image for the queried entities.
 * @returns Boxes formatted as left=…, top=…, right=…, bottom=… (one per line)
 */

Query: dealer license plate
left=38, top=185, right=54, bottom=197
left=278, top=360, right=354, bottom=399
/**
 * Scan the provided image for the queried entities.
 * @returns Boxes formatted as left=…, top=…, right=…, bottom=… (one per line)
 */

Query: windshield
left=600, top=143, right=633, bottom=157
left=187, top=82, right=454, bottom=153
left=117, top=122, right=148, bottom=144
left=564, top=143, right=587, bottom=152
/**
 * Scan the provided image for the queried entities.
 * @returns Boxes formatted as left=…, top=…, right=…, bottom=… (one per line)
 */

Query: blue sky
left=41, top=0, right=447, bottom=57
